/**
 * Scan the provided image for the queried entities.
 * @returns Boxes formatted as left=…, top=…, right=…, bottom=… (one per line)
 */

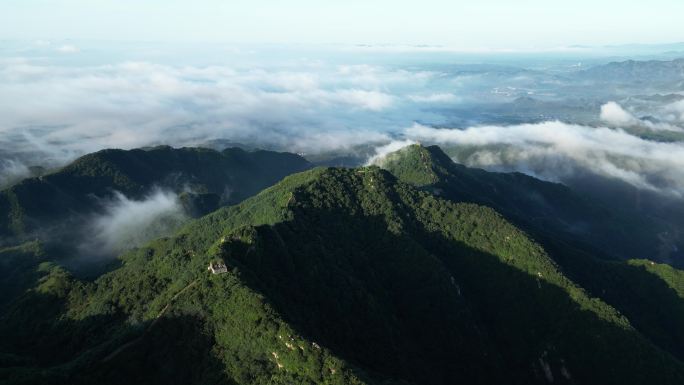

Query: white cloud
left=664, top=100, right=684, bottom=122
left=268, top=72, right=319, bottom=91
left=365, top=139, right=417, bottom=166
left=0, top=59, right=437, bottom=172
left=408, top=93, right=459, bottom=103
left=600, top=102, right=638, bottom=126
left=291, top=130, right=391, bottom=154
left=601, top=101, right=683, bottom=132
left=2, top=53, right=683, bottom=202
left=56, top=44, right=79, bottom=54
left=404, top=122, right=684, bottom=197
left=80, top=189, right=187, bottom=257
left=334, top=89, right=394, bottom=111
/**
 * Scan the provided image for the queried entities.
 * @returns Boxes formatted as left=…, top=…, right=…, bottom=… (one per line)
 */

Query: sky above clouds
left=1, top=0, right=683, bottom=48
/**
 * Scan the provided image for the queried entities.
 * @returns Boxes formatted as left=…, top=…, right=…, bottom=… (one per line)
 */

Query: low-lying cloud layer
left=601, top=101, right=684, bottom=132
left=2, top=45, right=684, bottom=203
left=2, top=45, right=601, bottom=176
left=665, top=100, right=684, bottom=122
left=0, top=58, right=455, bottom=168
left=403, top=122, right=684, bottom=197
left=79, top=189, right=188, bottom=258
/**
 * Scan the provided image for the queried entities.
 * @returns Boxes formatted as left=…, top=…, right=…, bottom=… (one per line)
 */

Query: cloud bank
left=664, top=99, right=684, bottom=122
left=601, top=101, right=684, bottom=132
left=0, top=58, right=454, bottom=171
left=403, top=122, right=684, bottom=197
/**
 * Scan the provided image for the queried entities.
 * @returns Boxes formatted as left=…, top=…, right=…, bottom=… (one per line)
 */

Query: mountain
left=469, top=96, right=601, bottom=125
left=378, top=144, right=667, bottom=261
left=0, top=241, right=47, bottom=312
left=577, top=58, right=684, bottom=90
left=625, top=93, right=684, bottom=105
left=379, top=144, right=684, bottom=362
left=0, top=146, right=312, bottom=250
left=2, top=165, right=684, bottom=384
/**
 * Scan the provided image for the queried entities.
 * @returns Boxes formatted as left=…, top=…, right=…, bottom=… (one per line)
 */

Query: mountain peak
left=375, top=143, right=453, bottom=186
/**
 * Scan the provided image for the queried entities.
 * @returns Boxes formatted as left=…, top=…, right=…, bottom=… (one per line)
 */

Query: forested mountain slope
left=378, top=144, right=670, bottom=262
left=2, top=166, right=683, bottom=385
left=379, top=144, right=684, bottom=365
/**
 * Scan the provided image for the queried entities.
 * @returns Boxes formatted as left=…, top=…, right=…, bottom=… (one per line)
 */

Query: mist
left=366, top=139, right=418, bottom=166
left=0, top=55, right=447, bottom=172
left=79, top=188, right=188, bottom=259
left=0, top=159, right=31, bottom=188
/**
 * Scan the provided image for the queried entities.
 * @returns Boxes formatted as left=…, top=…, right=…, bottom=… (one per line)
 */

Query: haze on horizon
left=1, top=0, right=683, bottom=49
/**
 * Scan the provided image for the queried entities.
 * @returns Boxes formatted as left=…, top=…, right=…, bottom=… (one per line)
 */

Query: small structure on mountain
left=208, top=260, right=228, bottom=274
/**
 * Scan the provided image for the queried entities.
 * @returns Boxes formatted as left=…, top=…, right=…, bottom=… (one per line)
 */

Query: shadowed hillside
left=378, top=144, right=671, bottom=262
left=2, top=166, right=684, bottom=384
left=379, top=144, right=684, bottom=364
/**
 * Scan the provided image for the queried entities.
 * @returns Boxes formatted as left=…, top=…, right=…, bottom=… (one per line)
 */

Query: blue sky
left=1, top=0, right=682, bottom=48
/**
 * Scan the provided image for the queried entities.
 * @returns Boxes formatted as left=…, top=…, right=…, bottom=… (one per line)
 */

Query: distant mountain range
left=2, top=144, right=684, bottom=384
left=577, top=58, right=684, bottom=89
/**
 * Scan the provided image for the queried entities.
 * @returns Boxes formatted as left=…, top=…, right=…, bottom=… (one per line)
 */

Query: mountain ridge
left=378, top=144, right=669, bottom=261
left=0, top=146, right=311, bottom=238
left=3, top=165, right=684, bottom=384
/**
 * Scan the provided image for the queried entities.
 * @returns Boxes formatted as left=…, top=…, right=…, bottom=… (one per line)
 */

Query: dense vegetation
left=0, top=145, right=311, bottom=243
left=381, top=144, right=684, bottom=366
left=3, top=161, right=684, bottom=384
left=380, top=144, right=674, bottom=262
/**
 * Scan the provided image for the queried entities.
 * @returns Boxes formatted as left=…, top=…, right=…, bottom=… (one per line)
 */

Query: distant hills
left=577, top=58, right=684, bottom=89
left=435, top=57, right=684, bottom=129
left=2, top=145, right=684, bottom=384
